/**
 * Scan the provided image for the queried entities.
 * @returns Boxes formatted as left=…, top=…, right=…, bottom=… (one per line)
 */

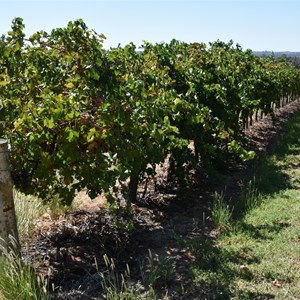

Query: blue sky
left=0, top=0, right=299, bottom=51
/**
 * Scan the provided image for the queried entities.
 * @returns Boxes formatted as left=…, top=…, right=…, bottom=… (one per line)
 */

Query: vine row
left=0, top=18, right=299, bottom=205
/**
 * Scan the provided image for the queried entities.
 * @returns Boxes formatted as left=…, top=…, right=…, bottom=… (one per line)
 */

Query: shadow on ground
left=22, top=102, right=300, bottom=299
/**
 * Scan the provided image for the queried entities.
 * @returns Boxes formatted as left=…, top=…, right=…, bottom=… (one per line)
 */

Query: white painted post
left=0, top=139, right=19, bottom=250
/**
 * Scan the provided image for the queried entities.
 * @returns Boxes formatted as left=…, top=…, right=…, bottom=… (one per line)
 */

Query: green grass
left=14, top=190, right=46, bottom=242
left=0, top=237, right=50, bottom=300
left=145, top=249, right=174, bottom=289
left=189, top=109, right=300, bottom=299
left=211, top=192, right=232, bottom=232
left=96, top=254, right=158, bottom=300
left=0, top=191, right=73, bottom=300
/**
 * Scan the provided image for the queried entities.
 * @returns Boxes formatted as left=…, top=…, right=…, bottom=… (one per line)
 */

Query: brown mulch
left=22, top=101, right=300, bottom=300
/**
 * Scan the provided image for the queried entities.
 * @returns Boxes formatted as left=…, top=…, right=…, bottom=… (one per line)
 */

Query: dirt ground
left=22, top=101, right=300, bottom=299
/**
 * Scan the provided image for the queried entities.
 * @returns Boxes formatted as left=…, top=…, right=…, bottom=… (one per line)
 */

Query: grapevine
left=0, top=18, right=299, bottom=205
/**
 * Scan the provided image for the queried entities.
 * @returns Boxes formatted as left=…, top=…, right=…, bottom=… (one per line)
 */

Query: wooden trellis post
left=0, top=139, right=19, bottom=250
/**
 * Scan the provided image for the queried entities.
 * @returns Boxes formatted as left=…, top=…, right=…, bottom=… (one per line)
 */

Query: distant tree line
left=254, top=51, right=300, bottom=70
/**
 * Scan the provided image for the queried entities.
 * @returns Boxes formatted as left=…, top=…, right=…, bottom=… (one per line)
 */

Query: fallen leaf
left=272, top=279, right=282, bottom=288
left=239, top=252, right=252, bottom=260
left=239, top=265, right=249, bottom=271
left=71, top=255, right=82, bottom=262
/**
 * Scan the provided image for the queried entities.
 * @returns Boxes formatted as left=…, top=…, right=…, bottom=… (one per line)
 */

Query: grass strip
left=190, top=109, right=300, bottom=299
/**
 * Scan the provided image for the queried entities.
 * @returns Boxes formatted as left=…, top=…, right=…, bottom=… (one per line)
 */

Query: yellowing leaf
left=0, top=81, right=9, bottom=86
left=44, top=118, right=55, bottom=129
left=66, top=82, right=74, bottom=89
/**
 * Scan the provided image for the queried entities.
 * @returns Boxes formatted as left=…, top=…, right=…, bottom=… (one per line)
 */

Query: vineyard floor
left=23, top=101, right=300, bottom=299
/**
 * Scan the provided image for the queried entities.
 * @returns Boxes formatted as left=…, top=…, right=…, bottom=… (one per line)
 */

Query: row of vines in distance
left=0, top=18, right=299, bottom=206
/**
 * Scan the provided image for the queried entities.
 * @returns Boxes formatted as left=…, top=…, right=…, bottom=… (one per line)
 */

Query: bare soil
left=22, top=102, right=300, bottom=299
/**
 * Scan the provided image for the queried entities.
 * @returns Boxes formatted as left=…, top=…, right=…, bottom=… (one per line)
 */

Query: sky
left=0, top=0, right=299, bottom=52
